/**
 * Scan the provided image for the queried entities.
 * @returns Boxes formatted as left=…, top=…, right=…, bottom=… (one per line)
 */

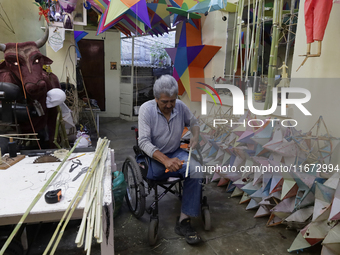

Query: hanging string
left=16, top=43, right=41, bottom=149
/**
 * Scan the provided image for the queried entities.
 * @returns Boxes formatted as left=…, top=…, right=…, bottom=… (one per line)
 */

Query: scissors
left=69, top=159, right=82, bottom=173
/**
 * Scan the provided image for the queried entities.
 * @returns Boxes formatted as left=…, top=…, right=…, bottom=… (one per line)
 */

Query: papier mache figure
left=0, top=28, right=66, bottom=151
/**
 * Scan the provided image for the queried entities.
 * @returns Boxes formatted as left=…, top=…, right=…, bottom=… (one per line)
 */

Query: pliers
left=69, top=159, right=82, bottom=173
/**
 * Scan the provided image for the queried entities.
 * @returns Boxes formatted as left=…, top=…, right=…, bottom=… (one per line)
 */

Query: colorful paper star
left=165, top=20, right=221, bottom=101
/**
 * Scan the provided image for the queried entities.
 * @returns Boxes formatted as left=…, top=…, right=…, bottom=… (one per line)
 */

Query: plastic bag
left=75, top=131, right=91, bottom=148
left=112, top=171, right=127, bottom=218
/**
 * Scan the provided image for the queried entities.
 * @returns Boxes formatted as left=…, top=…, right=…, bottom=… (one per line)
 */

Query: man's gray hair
left=153, top=75, right=178, bottom=99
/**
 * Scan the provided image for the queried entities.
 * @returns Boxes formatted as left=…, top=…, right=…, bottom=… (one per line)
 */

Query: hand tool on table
left=72, top=167, right=89, bottom=181
left=45, top=189, right=62, bottom=204
left=69, top=159, right=82, bottom=172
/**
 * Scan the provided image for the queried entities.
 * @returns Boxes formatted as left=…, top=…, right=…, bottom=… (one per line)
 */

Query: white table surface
left=0, top=151, right=113, bottom=226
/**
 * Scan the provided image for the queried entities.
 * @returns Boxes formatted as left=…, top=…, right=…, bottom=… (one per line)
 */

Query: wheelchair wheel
left=202, top=208, right=211, bottom=231
left=201, top=196, right=211, bottom=231
left=148, top=218, right=159, bottom=246
left=123, top=156, right=145, bottom=219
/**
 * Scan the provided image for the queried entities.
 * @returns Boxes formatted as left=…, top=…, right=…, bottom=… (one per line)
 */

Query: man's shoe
left=175, top=217, right=202, bottom=244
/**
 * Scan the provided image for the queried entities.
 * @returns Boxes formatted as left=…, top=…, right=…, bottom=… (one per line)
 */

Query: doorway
left=78, top=39, right=105, bottom=111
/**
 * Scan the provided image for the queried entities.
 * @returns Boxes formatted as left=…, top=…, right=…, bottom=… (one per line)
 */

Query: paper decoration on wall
left=74, top=31, right=89, bottom=58
left=49, top=27, right=65, bottom=52
left=165, top=20, right=221, bottom=100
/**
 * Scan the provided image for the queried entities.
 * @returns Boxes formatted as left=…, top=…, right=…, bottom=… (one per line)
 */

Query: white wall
left=0, top=0, right=46, bottom=57
left=46, top=32, right=77, bottom=84
left=46, top=28, right=121, bottom=118
left=201, top=11, right=228, bottom=81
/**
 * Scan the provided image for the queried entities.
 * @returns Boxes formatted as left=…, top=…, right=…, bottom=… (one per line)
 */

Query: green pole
left=252, top=0, right=263, bottom=74
left=233, top=0, right=245, bottom=74
left=264, top=0, right=281, bottom=110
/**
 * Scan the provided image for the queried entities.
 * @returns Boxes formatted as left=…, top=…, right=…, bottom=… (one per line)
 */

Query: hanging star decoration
left=97, top=0, right=151, bottom=36
left=167, top=0, right=201, bottom=29
left=146, top=0, right=172, bottom=36
left=165, top=20, right=221, bottom=101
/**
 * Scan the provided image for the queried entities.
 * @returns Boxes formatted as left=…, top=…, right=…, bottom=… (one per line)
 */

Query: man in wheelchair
left=138, top=75, right=203, bottom=244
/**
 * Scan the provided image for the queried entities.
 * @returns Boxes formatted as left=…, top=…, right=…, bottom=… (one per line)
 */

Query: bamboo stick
left=285, top=0, right=296, bottom=64
left=79, top=69, right=99, bottom=137
left=185, top=147, right=192, bottom=178
left=44, top=138, right=109, bottom=255
left=42, top=138, right=109, bottom=255
left=230, top=12, right=237, bottom=77
left=0, top=135, right=40, bottom=141
left=75, top=189, right=97, bottom=247
left=245, top=0, right=250, bottom=77
left=49, top=144, right=109, bottom=255
left=0, top=139, right=81, bottom=255
left=264, top=0, right=280, bottom=110
left=247, top=0, right=258, bottom=82
left=252, top=0, right=263, bottom=74
left=87, top=199, right=96, bottom=254
left=233, top=0, right=244, bottom=74
left=0, top=133, right=38, bottom=136
left=94, top=171, right=104, bottom=239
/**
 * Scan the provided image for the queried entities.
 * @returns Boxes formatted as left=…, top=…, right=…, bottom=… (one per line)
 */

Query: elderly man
left=138, top=75, right=203, bottom=244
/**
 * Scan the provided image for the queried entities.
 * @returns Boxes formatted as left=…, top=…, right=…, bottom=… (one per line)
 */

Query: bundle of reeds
left=42, top=137, right=110, bottom=255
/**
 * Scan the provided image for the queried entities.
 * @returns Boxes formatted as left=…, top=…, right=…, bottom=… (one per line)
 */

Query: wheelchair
left=122, top=126, right=211, bottom=245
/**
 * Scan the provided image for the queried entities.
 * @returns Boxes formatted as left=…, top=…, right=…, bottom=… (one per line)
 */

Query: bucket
left=254, top=92, right=262, bottom=101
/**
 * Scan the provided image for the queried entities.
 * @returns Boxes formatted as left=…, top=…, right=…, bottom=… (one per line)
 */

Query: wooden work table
left=0, top=150, right=115, bottom=254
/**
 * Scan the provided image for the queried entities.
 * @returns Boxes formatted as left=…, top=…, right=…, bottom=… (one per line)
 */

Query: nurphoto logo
left=198, top=83, right=312, bottom=128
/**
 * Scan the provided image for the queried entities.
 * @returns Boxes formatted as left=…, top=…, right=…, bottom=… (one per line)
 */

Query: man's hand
left=164, top=157, right=183, bottom=172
